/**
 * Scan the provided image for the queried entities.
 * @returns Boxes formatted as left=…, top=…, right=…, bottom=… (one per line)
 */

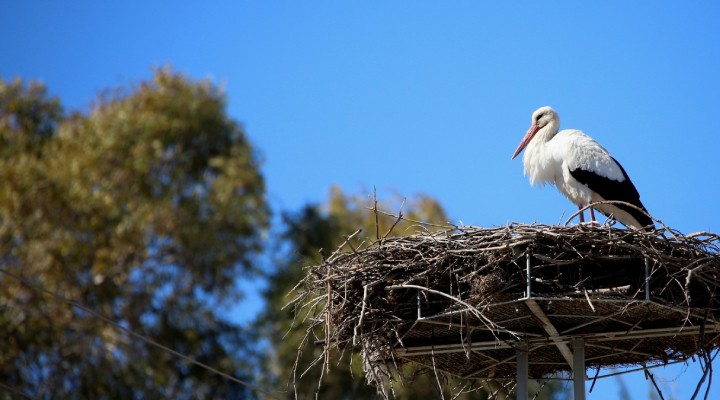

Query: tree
left=0, top=71, right=269, bottom=399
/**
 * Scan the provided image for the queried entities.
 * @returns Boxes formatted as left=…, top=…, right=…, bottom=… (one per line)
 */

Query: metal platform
left=387, top=255, right=720, bottom=399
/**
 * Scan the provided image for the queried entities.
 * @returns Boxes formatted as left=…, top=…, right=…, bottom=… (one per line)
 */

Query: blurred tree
left=0, top=78, right=62, bottom=155
left=0, top=71, right=269, bottom=399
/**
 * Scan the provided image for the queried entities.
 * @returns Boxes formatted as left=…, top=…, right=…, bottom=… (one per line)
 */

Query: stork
left=511, top=106, right=653, bottom=230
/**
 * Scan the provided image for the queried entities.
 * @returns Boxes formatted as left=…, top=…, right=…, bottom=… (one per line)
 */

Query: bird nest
left=293, top=223, right=720, bottom=398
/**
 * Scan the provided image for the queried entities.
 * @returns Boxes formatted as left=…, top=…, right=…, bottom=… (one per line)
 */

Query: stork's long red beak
left=511, top=124, right=539, bottom=160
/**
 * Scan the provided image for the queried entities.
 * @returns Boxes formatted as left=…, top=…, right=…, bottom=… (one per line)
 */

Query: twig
left=385, top=284, right=503, bottom=335
left=366, top=207, right=456, bottom=229
left=353, top=284, right=370, bottom=346
left=325, top=262, right=332, bottom=373
left=373, top=187, right=380, bottom=241
left=584, top=289, right=596, bottom=312
left=382, top=197, right=406, bottom=241
left=643, top=365, right=665, bottom=400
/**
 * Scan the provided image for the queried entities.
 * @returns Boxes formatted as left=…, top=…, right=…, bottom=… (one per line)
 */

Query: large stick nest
left=295, top=223, right=720, bottom=397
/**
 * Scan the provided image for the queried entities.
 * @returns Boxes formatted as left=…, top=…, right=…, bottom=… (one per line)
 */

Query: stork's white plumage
left=511, top=106, right=653, bottom=230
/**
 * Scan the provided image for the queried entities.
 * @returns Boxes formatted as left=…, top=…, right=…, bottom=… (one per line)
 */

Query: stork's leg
left=578, top=206, right=585, bottom=223
left=590, top=207, right=596, bottom=222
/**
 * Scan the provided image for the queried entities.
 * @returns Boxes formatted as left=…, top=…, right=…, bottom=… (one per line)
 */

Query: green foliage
left=0, top=78, right=63, bottom=154
left=0, top=71, right=269, bottom=399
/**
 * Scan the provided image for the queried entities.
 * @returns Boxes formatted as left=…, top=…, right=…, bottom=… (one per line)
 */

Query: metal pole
left=572, top=339, right=586, bottom=400
left=644, top=257, right=650, bottom=301
left=417, top=289, right=421, bottom=319
left=516, top=346, right=529, bottom=400
left=525, top=251, right=531, bottom=299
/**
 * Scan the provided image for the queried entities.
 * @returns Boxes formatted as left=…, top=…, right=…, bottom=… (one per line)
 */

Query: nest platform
left=298, top=223, right=720, bottom=395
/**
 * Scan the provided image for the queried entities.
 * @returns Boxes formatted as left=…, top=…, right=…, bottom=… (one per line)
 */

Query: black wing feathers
left=569, top=157, right=653, bottom=228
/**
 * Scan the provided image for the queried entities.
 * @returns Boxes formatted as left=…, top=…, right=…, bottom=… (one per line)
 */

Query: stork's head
left=511, top=106, right=559, bottom=160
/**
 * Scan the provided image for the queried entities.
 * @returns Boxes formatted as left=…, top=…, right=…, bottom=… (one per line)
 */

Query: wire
left=0, top=381, right=35, bottom=400
left=0, top=267, right=282, bottom=400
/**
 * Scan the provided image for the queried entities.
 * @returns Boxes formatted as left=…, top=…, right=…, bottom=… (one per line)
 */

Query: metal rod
left=417, top=289, right=421, bottom=319
left=516, top=345, right=529, bottom=400
left=395, top=323, right=720, bottom=357
left=572, top=339, right=586, bottom=400
left=644, top=257, right=650, bottom=301
left=526, top=251, right=532, bottom=299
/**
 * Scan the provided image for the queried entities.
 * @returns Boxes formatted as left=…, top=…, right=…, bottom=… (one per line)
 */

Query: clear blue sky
left=3, top=2, right=720, bottom=398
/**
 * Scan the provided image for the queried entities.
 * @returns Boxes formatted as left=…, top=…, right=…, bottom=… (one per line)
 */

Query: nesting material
left=295, top=223, right=720, bottom=394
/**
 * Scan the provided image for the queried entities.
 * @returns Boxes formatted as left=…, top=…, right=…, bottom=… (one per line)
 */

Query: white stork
left=511, top=106, right=653, bottom=230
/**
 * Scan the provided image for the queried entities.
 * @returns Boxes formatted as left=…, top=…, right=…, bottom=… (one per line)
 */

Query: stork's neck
left=522, top=119, right=561, bottom=186
left=535, top=119, right=560, bottom=142
left=533, top=119, right=560, bottom=145
left=523, top=118, right=560, bottom=171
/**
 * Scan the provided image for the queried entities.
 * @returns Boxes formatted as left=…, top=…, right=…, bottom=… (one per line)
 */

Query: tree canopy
left=0, top=71, right=269, bottom=399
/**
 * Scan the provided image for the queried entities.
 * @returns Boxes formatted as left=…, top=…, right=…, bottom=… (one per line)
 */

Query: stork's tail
left=619, top=202, right=654, bottom=231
